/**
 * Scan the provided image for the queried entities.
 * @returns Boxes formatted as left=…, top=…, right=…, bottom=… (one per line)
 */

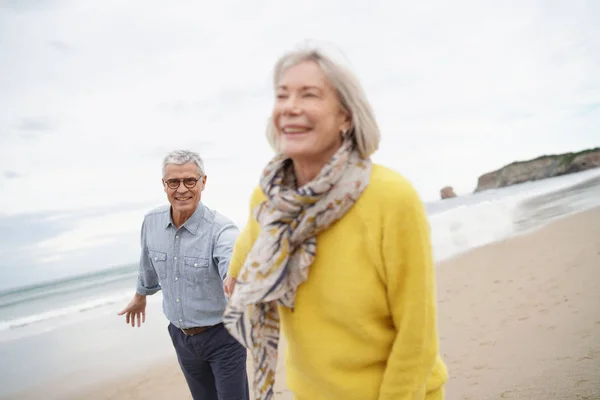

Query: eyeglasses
left=164, top=177, right=202, bottom=190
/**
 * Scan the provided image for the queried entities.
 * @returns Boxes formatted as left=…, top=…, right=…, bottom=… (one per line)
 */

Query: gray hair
left=266, top=48, right=381, bottom=159
left=162, top=150, right=205, bottom=177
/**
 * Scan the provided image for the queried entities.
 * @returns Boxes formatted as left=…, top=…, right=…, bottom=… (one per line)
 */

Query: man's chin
left=171, top=200, right=197, bottom=212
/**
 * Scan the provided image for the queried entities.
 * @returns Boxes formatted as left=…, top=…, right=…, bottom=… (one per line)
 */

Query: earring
left=341, top=130, right=348, bottom=139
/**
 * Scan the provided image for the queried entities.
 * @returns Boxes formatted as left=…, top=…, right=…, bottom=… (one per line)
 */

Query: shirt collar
left=165, top=202, right=206, bottom=234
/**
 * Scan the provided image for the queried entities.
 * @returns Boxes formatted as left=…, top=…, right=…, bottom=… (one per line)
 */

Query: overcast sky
left=0, top=0, right=598, bottom=289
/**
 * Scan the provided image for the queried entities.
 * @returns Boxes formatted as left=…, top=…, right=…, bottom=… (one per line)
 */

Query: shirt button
left=194, top=263, right=198, bottom=267
left=178, top=319, right=182, bottom=323
left=175, top=235, right=179, bottom=239
left=174, top=256, right=177, bottom=261
left=175, top=277, right=179, bottom=281
left=176, top=298, right=180, bottom=302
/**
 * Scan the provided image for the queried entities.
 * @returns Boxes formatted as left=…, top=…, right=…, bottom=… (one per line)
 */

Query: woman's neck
left=292, top=160, right=326, bottom=187
left=291, top=143, right=342, bottom=187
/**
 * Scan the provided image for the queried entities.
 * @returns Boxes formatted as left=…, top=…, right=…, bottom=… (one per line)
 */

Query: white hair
left=266, top=47, right=381, bottom=159
left=162, top=150, right=205, bottom=177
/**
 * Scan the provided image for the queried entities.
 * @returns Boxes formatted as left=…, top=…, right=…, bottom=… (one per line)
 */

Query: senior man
left=118, top=150, right=249, bottom=400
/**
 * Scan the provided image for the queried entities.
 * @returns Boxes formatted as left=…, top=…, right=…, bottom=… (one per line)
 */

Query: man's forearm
left=214, top=223, right=240, bottom=280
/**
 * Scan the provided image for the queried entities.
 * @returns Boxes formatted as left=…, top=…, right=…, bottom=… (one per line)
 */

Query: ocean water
left=1, top=168, right=600, bottom=398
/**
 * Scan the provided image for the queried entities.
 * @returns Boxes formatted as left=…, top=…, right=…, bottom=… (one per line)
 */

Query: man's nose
left=176, top=183, right=189, bottom=193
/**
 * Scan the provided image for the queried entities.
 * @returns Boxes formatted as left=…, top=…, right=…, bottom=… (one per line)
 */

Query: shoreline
left=4, top=206, right=600, bottom=400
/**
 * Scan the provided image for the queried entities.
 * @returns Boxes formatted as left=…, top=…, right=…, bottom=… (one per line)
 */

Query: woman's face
left=272, top=61, right=350, bottom=162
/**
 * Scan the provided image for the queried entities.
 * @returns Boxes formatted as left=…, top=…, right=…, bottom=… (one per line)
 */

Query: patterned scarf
left=223, top=139, right=372, bottom=400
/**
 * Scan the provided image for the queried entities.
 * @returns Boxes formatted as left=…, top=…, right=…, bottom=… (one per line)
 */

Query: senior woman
left=222, top=48, right=448, bottom=400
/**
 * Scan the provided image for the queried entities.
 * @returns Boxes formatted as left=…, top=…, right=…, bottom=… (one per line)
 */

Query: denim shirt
left=136, top=202, right=239, bottom=329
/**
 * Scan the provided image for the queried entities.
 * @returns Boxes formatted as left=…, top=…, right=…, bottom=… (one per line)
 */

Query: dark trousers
left=168, top=322, right=250, bottom=400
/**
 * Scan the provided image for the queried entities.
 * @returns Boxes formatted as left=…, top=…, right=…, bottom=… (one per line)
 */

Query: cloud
left=16, top=117, right=56, bottom=132
left=3, top=171, right=22, bottom=179
left=0, top=0, right=52, bottom=11
left=156, top=87, right=269, bottom=124
left=10, top=117, right=58, bottom=139
left=575, top=102, right=600, bottom=116
left=0, top=203, right=151, bottom=255
left=46, top=40, right=76, bottom=54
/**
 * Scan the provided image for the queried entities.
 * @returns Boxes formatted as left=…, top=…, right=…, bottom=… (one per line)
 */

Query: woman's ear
left=342, top=109, right=352, bottom=133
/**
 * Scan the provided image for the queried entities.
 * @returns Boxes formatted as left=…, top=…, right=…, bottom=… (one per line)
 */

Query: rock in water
left=440, top=186, right=457, bottom=199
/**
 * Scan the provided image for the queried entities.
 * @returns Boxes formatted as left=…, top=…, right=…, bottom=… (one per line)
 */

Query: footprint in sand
left=577, top=355, right=593, bottom=361
left=500, top=389, right=517, bottom=398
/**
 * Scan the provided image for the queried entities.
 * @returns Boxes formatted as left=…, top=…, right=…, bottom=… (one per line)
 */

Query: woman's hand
left=223, top=275, right=237, bottom=298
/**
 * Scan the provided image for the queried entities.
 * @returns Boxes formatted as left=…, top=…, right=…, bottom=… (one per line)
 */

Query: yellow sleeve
left=227, top=187, right=264, bottom=279
left=378, top=181, right=440, bottom=399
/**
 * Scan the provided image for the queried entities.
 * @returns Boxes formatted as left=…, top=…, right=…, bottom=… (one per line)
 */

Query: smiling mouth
left=175, top=196, right=192, bottom=201
left=282, top=126, right=312, bottom=134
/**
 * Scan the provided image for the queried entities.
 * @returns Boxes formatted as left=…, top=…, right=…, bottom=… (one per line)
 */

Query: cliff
left=474, top=147, right=600, bottom=193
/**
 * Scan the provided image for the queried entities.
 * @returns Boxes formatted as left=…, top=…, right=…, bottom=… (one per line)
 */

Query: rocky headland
left=474, top=147, right=600, bottom=193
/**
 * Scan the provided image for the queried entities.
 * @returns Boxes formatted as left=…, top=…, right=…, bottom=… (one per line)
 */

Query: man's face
left=162, top=163, right=206, bottom=215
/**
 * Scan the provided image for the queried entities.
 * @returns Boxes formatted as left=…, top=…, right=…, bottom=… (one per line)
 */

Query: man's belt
left=180, top=323, right=222, bottom=336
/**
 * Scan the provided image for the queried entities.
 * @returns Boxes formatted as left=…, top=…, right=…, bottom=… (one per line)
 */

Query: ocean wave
left=0, top=272, right=138, bottom=310
left=0, top=264, right=137, bottom=302
left=0, top=290, right=134, bottom=332
left=429, top=197, right=520, bottom=262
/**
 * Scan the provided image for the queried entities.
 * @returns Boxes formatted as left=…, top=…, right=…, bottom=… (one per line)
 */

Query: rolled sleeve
left=135, top=218, right=161, bottom=296
left=213, top=222, right=240, bottom=281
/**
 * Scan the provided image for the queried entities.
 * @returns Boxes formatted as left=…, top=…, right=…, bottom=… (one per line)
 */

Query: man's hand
left=223, top=275, right=237, bottom=298
left=117, top=293, right=147, bottom=327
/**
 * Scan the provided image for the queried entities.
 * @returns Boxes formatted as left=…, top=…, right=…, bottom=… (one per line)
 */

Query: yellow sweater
left=228, top=164, right=448, bottom=400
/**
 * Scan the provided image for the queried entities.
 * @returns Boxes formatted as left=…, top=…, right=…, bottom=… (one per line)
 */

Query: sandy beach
left=7, top=207, right=600, bottom=400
